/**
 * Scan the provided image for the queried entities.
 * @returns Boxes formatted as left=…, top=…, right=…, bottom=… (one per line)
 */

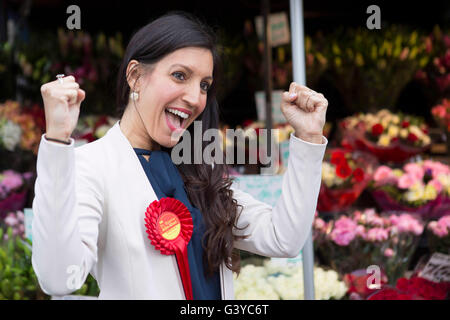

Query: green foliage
left=0, top=227, right=48, bottom=300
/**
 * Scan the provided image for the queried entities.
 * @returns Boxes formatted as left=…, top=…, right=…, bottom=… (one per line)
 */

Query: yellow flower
left=404, top=183, right=424, bottom=202
left=393, top=169, right=403, bottom=177
left=423, top=184, right=438, bottom=201
left=400, top=129, right=408, bottom=139
left=391, top=115, right=400, bottom=125
left=387, top=125, right=400, bottom=138
left=378, top=134, right=391, bottom=147
left=355, top=53, right=364, bottom=67
left=421, top=135, right=431, bottom=146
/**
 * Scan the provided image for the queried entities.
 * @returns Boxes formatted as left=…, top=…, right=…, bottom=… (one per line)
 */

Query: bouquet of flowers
left=370, top=160, right=450, bottom=219
left=427, top=215, right=450, bottom=254
left=368, top=276, right=449, bottom=300
left=314, top=208, right=424, bottom=285
left=318, top=148, right=377, bottom=212
left=233, top=260, right=348, bottom=300
left=340, top=109, right=431, bottom=163
left=431, top=98, right=450, bottom=132
left=0, top=170, right=34, bottom=220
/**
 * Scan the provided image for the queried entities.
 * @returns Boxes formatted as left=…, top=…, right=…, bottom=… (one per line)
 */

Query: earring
left=130, top=91, right=139, bottom=101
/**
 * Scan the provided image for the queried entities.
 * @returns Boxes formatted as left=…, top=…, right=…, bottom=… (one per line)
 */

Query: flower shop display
left=367, top=276, right=449, bottom=300
left=0, top=170, right=34, bottom=220
left=14, top=28, right=124, bottom=115
left=340, top=109, right=431, bottom=163
left=313, top=208, right=424, bottom=285
left=318, top=148, right=377, bottom=213
left=322, top=26, right=430, bottom=113
left=370, top=160, right=450, bottom=219
left=427, top=215, right=450, bottom=254
left=233, top=259, right=348, bottom=300
left=415, top=26, right=450, bottom=99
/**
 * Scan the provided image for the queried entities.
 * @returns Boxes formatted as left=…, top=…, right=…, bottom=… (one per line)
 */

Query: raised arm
left=232, top=133, right=327, bottom=257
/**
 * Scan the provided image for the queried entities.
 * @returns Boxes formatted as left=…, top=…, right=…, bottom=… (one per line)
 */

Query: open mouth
left=165, top=107, right=190, bottom=132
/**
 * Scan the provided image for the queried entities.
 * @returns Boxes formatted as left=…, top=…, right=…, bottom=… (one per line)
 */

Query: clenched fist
left=280, top=82, right=328, bottom=144
left=40, top=75, right=85, bottom=141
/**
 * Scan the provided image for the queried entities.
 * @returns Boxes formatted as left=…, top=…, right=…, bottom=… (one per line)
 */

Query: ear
left=126, top=59, right=142, bottom=92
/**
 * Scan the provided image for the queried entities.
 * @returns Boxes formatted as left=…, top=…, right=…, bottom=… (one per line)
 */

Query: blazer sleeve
left=232, top=133, right=327, bottom=258
left=31, top=135, right=103, bottom=296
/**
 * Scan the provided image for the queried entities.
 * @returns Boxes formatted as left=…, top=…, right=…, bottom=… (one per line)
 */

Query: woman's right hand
left=40, top=75, right=85, bottom=141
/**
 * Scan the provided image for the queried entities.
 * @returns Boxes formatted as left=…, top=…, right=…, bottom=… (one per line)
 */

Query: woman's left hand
left=280, top=82, right=328, bottom=144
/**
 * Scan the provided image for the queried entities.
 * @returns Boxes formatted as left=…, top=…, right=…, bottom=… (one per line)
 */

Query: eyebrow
left=171, top=63, right=213, bottom=81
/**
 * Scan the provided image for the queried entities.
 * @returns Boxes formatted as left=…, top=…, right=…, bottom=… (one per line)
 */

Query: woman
left=32, top=11, right=328, bottom=299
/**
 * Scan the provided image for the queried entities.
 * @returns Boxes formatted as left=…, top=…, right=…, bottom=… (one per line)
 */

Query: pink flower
left=365, top=227, right=389, bottom=242
left=429, top=221, right=449, bottom=238
left=314, top=218, right=326, bottom=230
left=384, top=248, right=395, bottom=257
left=423, top=160, right=450, bottom=178
left=397, top=173, right=418, bottom=189
left=390, top=214, right=424, bottom=235
left=330, top=216, right=358, bottom=246
left=0, top=170, right=23, bottom=192
left=374, top=166, right=396, bottom=184
left=4, top=212, right=19, bottom=226
left=437, top=215, right=450, bottom=229
left=404, top=163, right=425, bottom=180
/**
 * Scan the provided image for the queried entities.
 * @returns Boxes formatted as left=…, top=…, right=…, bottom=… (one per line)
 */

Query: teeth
left=167, top=108, right=189, bottom=119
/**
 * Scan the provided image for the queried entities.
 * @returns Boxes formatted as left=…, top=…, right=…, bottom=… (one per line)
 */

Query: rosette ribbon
left=144, top=197, right=194, bottom=300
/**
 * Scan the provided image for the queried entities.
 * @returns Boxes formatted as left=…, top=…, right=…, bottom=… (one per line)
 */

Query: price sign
left=419, top=253, right=450, bottom=283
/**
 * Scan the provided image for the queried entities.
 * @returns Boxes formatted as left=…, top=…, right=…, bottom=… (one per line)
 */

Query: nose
left=181, top=82, right=204, bottom=111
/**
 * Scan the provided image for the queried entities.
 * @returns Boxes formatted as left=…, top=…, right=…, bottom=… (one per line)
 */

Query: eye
left=201, top=81, right=211, bottom=92
left=172, top=71, right=186, bottom=81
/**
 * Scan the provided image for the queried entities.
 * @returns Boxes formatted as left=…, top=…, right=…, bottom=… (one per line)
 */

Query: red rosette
left=144, top=197, right=194, bottom=299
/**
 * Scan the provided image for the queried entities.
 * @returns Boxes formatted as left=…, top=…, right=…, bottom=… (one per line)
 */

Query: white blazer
left=31, top=120, right=327, bottom=299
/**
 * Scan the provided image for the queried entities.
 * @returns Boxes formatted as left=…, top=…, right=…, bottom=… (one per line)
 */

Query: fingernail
left=289, top=93, right=297, bottom=99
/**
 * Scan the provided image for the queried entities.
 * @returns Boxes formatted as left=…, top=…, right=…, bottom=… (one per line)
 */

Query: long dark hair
left=116, top=11, right=247, bottom=276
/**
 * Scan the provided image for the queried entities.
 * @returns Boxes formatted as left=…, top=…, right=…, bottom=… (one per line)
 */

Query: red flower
left=401, top=120, right=410, bottom=128
left=352, top=168, right=364, bottom=182
left=336, top=162, right=352, bottom=179
left=371, top=123, right=384, bottom=136
left=330, top=150, right=346, bottom=166
left=407, top=132, right=418, bottom=142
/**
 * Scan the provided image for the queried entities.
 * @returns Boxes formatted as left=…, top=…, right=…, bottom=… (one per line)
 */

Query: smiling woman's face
left=127, top=47, right=214, bottom=148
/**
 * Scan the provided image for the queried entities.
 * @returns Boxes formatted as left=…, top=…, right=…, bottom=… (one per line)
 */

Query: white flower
left=0, top=120, right=22, bottom=151
left=234, top=260, right=347, bottom=300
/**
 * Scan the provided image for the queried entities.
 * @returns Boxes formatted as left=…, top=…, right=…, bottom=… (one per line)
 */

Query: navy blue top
left=134, top=148, right=222, bottom=300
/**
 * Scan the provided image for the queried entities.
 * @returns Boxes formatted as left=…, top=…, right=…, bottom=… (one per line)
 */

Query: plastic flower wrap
left=370, top=160, right=450, bottom=219
left=340, top=109, right=430, bottom=163
left=233, top=260, right=347, bottom=300
left=368, top=276, right=449, bottom=300
left=313, top=208, right=424, bottom=285
left=317, top=148, right=377, bottom=213
left=427, top=215, right=450, bottom=254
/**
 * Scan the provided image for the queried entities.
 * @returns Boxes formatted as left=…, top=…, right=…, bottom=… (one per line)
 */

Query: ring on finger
left=56, top=74, right=65, bottom=84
